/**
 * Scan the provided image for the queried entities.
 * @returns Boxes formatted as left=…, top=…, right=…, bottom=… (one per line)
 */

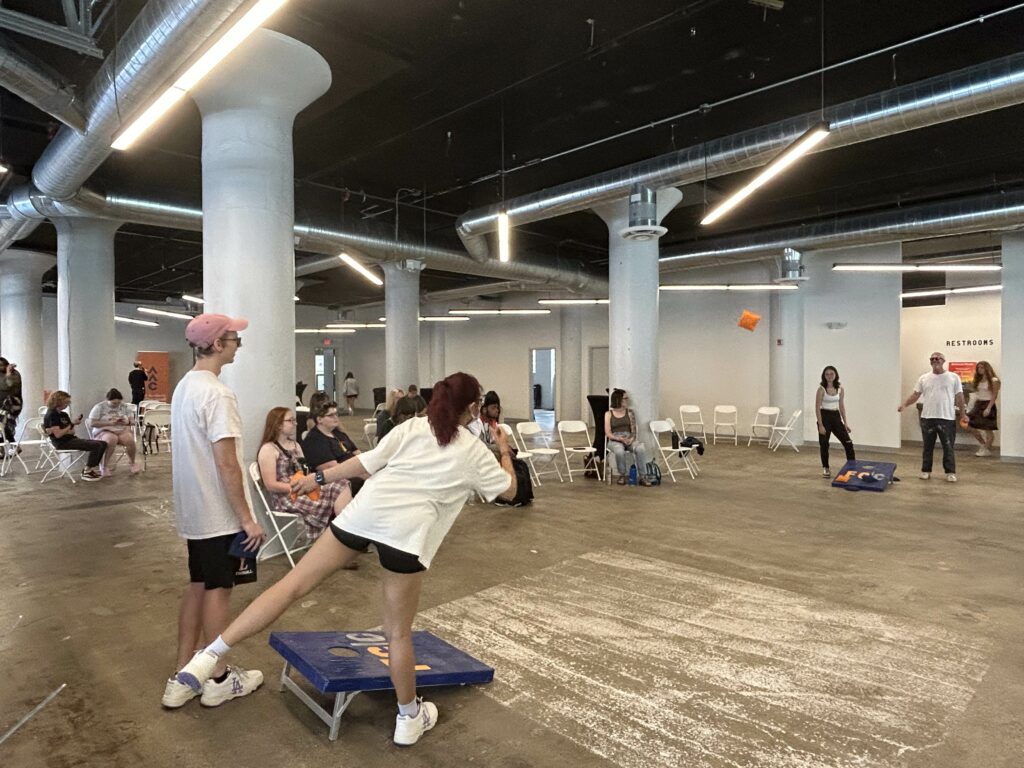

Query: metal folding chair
left=249, top=462, right=311, bottom=568
left=557, top=420, right=598, bottom=482
left=650, top=419, right=697, bottom=481
left=515, top=421, right=563, bottom=485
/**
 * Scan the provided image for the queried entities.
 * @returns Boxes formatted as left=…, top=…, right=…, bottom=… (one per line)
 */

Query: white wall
left=802, top=245, right=902, bottom=450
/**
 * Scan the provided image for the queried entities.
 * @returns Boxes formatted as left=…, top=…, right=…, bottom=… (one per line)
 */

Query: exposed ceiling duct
left=456, top=51, right=1024, bottom=261
left=0, top=33, right=86, bottom=132
left=659, top=189, right=1024, bottom=270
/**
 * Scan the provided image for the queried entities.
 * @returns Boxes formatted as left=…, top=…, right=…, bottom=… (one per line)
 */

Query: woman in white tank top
left=815, top=365, right=856, bottom=477
left=967, top=360, right=1000, bottom=457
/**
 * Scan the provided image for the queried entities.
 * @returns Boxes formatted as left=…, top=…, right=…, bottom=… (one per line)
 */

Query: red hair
left=426, top=372, right=481, bottom=446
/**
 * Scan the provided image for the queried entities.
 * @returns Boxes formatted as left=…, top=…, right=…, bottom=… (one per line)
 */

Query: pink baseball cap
left=185, top=313, right=248, bottom=347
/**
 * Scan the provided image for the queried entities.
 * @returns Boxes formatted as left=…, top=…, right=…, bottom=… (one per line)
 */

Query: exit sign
left=323, top=339, right=332, bottom=347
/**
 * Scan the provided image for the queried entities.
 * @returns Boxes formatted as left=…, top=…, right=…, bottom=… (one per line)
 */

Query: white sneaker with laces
left=946, top=473, right=958, bottom=483
left=393, top=699, right=438, bottom=746
left=176, top=649, right=220, bottom=691
left=919, top=472, right=930, bottom=480
left=975, top=447, right=991, bottom=457
left=821, top=468, right=831, bottom=478
left=161, top=677, right=199, bottom=708
left=199, top=665, right=264, bottom=707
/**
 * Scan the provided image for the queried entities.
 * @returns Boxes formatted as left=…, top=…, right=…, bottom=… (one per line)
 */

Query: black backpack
left=645, top=462, right=662, bottom=486
left=497, top=457, right=534, bottom=507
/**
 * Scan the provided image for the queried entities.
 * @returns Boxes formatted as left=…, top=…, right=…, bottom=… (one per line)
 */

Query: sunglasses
left=929, top=357, right=944, bottom=362
left=220, top=335, right=242, bottom=347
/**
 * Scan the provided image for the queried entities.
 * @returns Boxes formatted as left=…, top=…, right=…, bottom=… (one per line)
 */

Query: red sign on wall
left=137, top=351, right=170, bottom=402
left=948, top=361, right=975, bottom=383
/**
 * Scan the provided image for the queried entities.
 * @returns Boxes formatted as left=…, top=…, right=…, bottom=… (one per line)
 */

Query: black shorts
left=187, top=533, right=240, bottom=590
left=330, top=527, right=425, bottom=574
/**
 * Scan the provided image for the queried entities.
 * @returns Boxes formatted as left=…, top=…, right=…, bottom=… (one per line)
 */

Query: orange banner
left=948, top=361, right=975, bottom=384
left=137, top=351, right=170, bottom=402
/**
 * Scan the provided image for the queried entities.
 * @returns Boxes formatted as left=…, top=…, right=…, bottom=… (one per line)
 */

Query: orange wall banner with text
left=137, top=351, right=170, bottom=402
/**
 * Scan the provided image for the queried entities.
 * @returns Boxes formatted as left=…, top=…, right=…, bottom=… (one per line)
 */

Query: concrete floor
left=1, top=419, right=1022, bottom=767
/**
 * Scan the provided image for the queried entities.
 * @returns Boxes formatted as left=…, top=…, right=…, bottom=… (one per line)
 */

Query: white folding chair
left=557, top=420, right=598, bottom=482
left=769, top=409, right=803, bottom=452
left=649, top=419, right=696, bottom=481
left=13, top=416, right=50, bottom=474
left=37, top=405, right=47, bottom=417
left=143, top=409, right=171, bottom=453
left=36, top=421, right=87, bottom=484
left=0, top=425, right=32, bottom=477
left=516, top=421, right=563, bottom=485
left=363, top=422, right=378, bottom=449
left=747, top=406, right=780, bottom=447
left=712, top=405, right=738, bottom=445
left=668, top=417, right=701, bottom=476
left=497, top=423, right=537, bottom=482
left=249, top=463, right=310, bottom=568
left=677, top=405, right=707, bottom=442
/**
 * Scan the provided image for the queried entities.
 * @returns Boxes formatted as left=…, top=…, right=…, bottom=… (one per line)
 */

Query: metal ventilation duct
left=0, top=34, right=86, bottom=132
left=457, top=52, right=1024, bottom=260
left=620, top=184, right=666, bottom=241
left=779, top=248, right=804, bottom=281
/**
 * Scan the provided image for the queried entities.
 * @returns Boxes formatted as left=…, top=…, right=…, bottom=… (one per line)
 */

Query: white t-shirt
left=914, top=371, right=963, bottom=421
left=333, top=416, right=512, bottom=568
left=88, top=400, right=129, bottom=435
left=171, top=370, right=252, bottom=539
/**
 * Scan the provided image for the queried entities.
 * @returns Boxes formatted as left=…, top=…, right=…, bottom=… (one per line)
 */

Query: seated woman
left=604, top=388, right=651, bottom=486
left=43, top=390, right=107, bottom=482
left=257, top=407, right=355, bottom=554
left=88, top=388, right=142, bottom=475
left=375, top=388, right=405, bottom=441
left=303, top=400, right=361, bottom=471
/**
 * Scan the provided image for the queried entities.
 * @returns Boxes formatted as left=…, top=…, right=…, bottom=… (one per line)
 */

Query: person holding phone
left=88, top=388, right=142, bottom=475
left=162, top=313, right=266, bottom=711
left=42, top=390, right=106, bottom=481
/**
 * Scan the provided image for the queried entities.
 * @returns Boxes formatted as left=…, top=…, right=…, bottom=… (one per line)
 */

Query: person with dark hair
left=302, top=390, right=329, bottom=439
left=375, top=388, right=406, bottom=441
left=175, top=372, right=516, bottom=746
left=604, top=388, right=651, bottom=486
left=89, top=387, right=142, bottom=475
left=467, top=390, right=502, bottom=454
left=128, top=361, right=148, bottom=406
left=815, top=365, right=855, bottom=478
left=967, top=360, right=1000, bottom=457
left=342, top=371, right=359, bottom=415
left=302, top=400, right=361, bottom=472
left=43, top=390, right=107, bottom=481
left=0, top=356, right=22, bottom=444
left=406, top=384, right=427, bottom=416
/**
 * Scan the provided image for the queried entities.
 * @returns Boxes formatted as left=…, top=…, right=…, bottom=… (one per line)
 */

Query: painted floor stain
left=418, top=550, right=990, bottom=768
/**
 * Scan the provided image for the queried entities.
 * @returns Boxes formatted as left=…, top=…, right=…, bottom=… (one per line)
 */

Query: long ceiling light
left=700, top=122, right=830, bottom=226
left=111, top=0, right=290, bottom=150
left=901, top=284, right=1002, bottom=299
left=538, top=298, right=609, bottom=305
left=116, top=316, right=159, bottom=327
left=326, top=323, right=386, bottom=329
left=377, top=316, right=470, bottom=323
left=339, top=252, right=383, bottom=286
left=448, top=309, right=551, bottom=316
left=181, top=294, right=205, bottom=304
left=834, top=263, right=1002, bottom=272
left=295, top=328, right=356, bottom=334
left=138, top=306, right=194, bottom=320
left=497, top=212, right=511, bottom=262
left=659, top=284, right=799, bottom=292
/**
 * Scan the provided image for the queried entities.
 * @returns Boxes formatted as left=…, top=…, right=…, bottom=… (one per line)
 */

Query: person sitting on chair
left=375, top=388, right=406, bottom=441
left=89, top=388, right=142, bottom=475
left=43, top=390, right=106, bottom=482
left=604, top=388, right=651, bottom=486
left=302, top=400, right=361, bottom=472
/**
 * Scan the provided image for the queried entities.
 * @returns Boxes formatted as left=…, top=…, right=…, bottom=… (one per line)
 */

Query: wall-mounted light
left=339, top=252, right=383, bottom=286
left=138, top=306, right=194, bottom=320
left=824, top=321, right=848, bottom=330
left=116, top=316, right=159, bottom=327
left=834, top=263, right=1002, bottom=273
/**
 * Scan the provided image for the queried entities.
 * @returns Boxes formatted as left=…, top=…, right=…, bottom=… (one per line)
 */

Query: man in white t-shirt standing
left=898, top=351, right=967, bottom=483
left=161, top=313, right=266, bottom=709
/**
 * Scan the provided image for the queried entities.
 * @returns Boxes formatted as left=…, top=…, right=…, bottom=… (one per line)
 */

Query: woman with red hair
left=176, top=372, right=515, bottom=746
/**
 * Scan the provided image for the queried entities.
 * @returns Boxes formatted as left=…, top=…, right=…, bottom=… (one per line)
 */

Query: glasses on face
left=322, top=411, right=339, bottom=419
left=930, top=357, right=944, bottom=362
left=220, top=335, right=242, bottom=347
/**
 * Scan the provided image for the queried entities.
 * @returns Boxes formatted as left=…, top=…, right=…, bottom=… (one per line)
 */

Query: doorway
left=530, top=347, right=556, bottom=429
left=315, top=347, right=336, bottom=400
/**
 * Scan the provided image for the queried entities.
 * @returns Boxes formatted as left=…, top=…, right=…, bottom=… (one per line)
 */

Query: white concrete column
left=593, top=187, right=682, bottom=450
left=769, top=289, right=804, bottom=421
left=1000, top=235, right=1024, bottom=461
left=559, top=305, right=583, bottom=421
left=192, top=29, right=331, bottom=458
left=54, top=217, right=120, bottom=412
left=383, top=261, right=422, bottom=392
left=0, top=249, right=55, bottom=430
left=429, top=322, right=446, bottom=386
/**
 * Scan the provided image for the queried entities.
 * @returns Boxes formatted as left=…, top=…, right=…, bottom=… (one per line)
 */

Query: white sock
left=206, top=635, right=231, bottom=657
left=398, top=698, right=419, bottom=717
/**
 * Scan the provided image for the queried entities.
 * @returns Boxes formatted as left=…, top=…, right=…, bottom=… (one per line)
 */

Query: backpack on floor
left=645, top=461, right=662, bottom=486
left=496, top=457, right=534, bottom=507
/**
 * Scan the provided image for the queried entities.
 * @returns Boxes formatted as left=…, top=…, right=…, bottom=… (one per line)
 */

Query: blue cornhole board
left=269, top=630, right=493, bottom=740
left=831, top=459, right=897, bottom=492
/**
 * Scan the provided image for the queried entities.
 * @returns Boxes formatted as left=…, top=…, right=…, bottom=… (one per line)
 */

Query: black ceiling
left=4, top=0, right=1023, bottom=307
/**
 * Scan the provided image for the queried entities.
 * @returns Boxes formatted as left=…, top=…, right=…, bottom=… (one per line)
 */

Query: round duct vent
left=619, top=224, right=668, bottom=241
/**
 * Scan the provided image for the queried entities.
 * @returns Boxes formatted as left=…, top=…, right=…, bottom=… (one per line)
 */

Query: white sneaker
left=821, top=468, right=831, bottom=478
left=161, top=677, right=199, bottom=708
left=975, top=448, right=991, bottom=457
left=946, top=474, right=958, bottom=483
left=393, top=699, right=438, bottom=746
left=199, top=665, right=263, bottom=707
left=919, top=472, right=930, bottom=480
left=176, top=649, right=220, bottom=692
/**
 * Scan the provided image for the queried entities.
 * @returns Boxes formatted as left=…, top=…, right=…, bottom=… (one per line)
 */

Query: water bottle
left=627, top=464, right=638, bottom=486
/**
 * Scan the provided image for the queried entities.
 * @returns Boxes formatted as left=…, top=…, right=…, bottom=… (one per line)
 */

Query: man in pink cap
left=162, top=313, right=267, bottom=709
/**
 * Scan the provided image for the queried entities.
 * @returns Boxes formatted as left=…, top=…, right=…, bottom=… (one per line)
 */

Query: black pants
left=2, top=413, right=16, bottom=443
left=818, top=410, right=855, bottom=469
left=920, top=418, right=956, bottom=473
left=51, top=435, right=106, bottom=469
left=131, top=390, right=145, bottom=406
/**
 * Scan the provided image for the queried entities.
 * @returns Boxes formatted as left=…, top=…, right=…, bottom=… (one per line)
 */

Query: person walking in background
left=342, top=371, right=359, bottom=415
left=967, top=361, right=1000, bottom=457
left=898, top=351, right=967, bottom=483
left=128, top=361, right=148, bottom=406
left=815, top=365, right=855, bottom=478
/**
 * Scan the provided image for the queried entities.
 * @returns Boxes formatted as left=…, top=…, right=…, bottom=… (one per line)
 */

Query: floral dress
left=267, top=444, right=347, bottom=544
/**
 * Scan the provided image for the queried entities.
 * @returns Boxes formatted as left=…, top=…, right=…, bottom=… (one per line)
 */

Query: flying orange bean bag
left=738, top=310, right=761, bottom=332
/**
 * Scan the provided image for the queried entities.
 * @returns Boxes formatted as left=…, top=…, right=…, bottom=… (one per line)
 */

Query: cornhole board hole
left=831, top=460, right=897, bottom=492
left=269, top=630, right=494, bottom=740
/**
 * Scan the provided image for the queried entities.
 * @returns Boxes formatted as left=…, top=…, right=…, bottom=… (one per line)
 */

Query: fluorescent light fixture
left=497, top=212, right=511, bottom=262
left=181, top=294, right=205, bottom=304
left=339, top=252, right=383, bottom=286
left=111, top=0, right=289, bottom=150
left=0, top=163, right=10, bottom=174
left=116, top=316, right=159, bottom=327
left=420, top=316, right=469, bottom=322
left=834, top=263, right=1002, bottom=273
left=326, top=323, right=386, bottom=329
left=295, top=328, right=356, bottom=334
left=449, top=309, right=551, bottom=316
left=701, top=121, right=830, bottom=226
left=659, top=283, right=799, bottom=292
left=137, top=306, right=194, bottom=320
left=901, top=284, right=1002, bottom=299
left=538, top=298, right=609, bottom=305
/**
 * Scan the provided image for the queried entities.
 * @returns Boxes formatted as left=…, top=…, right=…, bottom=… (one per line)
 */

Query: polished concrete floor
left=1, top=418, right=1022, bottom=768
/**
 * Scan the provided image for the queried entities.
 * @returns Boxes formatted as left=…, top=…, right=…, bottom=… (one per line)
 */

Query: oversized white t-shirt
left=333, top=416, right=512, bottom=568
left=171, top=370, right=252, bottom=539
left=88, top=400, right=129, bottom=435
left=914, top=371, right=963, bottom=421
